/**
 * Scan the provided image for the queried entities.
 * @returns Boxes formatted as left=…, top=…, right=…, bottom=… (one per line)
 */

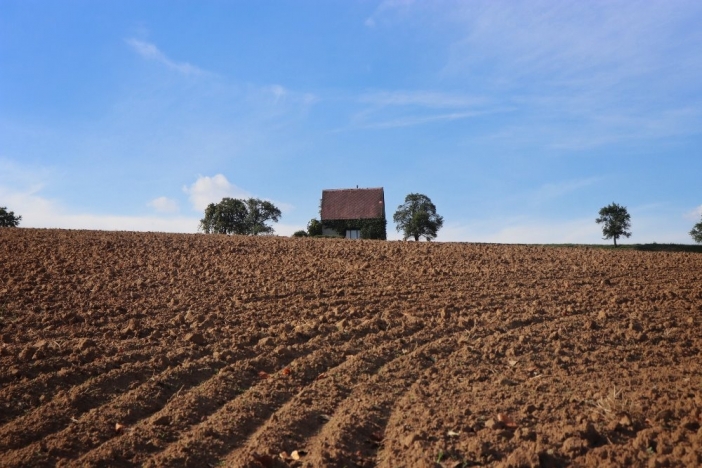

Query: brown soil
left=1, top=229, right=701, bottom=467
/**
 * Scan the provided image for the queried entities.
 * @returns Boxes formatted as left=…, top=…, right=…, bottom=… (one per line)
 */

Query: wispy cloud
left=348, top=89, right=505, bottom=129
left=365, top=0, right=417, bottom=28
left=358, top=111, right=486, bottom=129
left=531, top=177, right=603, bottom=203
left=442, top=2, right=699, bottom=85
left=360, top=90, right=485, bottom=109
left=125, top=38, right=207, bottom=76
left=365, top=2, right=702, bottom=147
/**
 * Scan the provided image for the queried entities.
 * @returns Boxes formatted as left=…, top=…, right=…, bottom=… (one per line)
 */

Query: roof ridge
left=322, top=187, right=384, bottom=192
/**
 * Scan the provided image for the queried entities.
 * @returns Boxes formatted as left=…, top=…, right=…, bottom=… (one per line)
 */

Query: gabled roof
left=321, top=187, right=385, bottom=221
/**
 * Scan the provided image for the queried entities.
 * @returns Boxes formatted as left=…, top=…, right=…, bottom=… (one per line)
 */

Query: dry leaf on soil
left=497, top=413, right=518, bottom=428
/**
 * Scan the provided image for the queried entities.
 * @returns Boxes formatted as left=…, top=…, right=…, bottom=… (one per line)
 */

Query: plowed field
left=1, top=229, right=701, bottom=467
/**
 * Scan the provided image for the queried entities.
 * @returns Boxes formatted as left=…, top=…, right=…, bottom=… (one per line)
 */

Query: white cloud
left=685, top=205, right=702, bottom=221
left=435, top=206, right=698, bottom=245
left=182, top=174, right=251, bottom=211
left=126, top=38, right=207, bottom=76
left=181, top=174, right=294, bottom=214
left=271, top=223, right=306, bottom=237
left=148, top=196, right=179, bottom=213
left=438, top=217, right=602, bottom=244
left=0, top=185, right=198, bottom=233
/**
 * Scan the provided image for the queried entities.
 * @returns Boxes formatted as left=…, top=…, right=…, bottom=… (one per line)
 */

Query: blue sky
left=2, top=0, right=701, bottom=242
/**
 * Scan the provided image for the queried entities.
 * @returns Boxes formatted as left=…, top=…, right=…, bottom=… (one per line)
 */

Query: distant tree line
left=196, top=195, right=702, bottom=246
left=8, top=194, right=702, bottom=246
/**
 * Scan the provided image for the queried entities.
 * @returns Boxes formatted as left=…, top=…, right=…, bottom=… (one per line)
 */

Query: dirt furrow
left=222, top=337, right=420, bottom=466
left=142, top=347, right=348, bottom=467
left=1, top=357, right=223, bottom=467
left=72, top=312, right=424, bottom=466
left=0, top=349, right=156, bottom=425
left=301, top=329, right=468, bottom=468
left=0, top=348, right=196, bottom=452
left=142, top=318, right=428, bottom=468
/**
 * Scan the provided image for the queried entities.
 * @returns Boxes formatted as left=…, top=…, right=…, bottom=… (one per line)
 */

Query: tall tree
left=0, top=206, right=22, bottom=227
left=199, top=198, right=248, bottom=234
left=245, top=198, right=282, bottom=235
left=199, top=198, right=281, bottom=235
left=393, top=193, right=444, bottom=241
left=596, top=202, right=631, bottom=247
left=690, top=215, right=702, bottom=244
left=199, top=197, right=281, bottom=236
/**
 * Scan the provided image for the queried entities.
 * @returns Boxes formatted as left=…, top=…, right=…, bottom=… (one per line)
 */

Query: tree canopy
left=393, top=193, right=443, bottom=241
left=0, top=206, right=22, bottom=228
left=596, top=202, right=631, bottom=247
left=199, top=198, right=281, bottom=235
left=690, top=216, right=702, bottom=244
left=307, top=218, right=323, bottom=236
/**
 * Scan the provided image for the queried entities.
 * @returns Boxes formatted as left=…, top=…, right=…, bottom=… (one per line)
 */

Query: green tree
left=245, top=198, right=282, bottom=235
left=292, top=230, right=308, bottom=237
left=393, top=193, right=444, bottom=241
left=307, top=218, right=323, bottom=236
left=596, top=202, right=631, bottom=247
left=690, top=215, right=702, bottom=244
left=199, top=198, right=281, bottom=235
left=0, top=206, right=22, bottom=227
left=199, top=198, right=248, bottom=234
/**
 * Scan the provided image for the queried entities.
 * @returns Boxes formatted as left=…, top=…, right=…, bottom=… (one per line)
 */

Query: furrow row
left=0, top=349, right=194, bottom=452
left=305, top=330, right=465, bottom=468
left=224, top=325, right=462, bottom=467
left=68, top=313, right=426, bottom=466
left=141, top=320, right=428, bottom=467
left=0, top=349, right=158, bottom=425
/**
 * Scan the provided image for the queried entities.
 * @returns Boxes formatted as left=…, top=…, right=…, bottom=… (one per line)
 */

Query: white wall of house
left=322, top=227, right=340, bottom=237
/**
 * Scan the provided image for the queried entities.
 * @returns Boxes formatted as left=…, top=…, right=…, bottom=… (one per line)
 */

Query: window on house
left=346, top=229, right=360, bottom=239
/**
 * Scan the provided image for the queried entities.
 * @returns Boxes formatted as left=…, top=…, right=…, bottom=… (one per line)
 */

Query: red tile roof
left=321, top=188, right=385, bottom=221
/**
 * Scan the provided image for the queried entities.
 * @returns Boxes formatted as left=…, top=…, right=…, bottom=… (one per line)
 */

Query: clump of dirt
left=1, top=229, right=701, bottom=467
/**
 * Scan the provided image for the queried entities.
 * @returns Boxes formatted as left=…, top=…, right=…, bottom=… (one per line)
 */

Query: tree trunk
left=613, top=237, right=618, bottom=247
left=414, top=234, right=419, bottom=241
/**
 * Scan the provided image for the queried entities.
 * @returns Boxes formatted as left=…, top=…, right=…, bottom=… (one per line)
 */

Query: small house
left=320, top=187, right=387, bottom=239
